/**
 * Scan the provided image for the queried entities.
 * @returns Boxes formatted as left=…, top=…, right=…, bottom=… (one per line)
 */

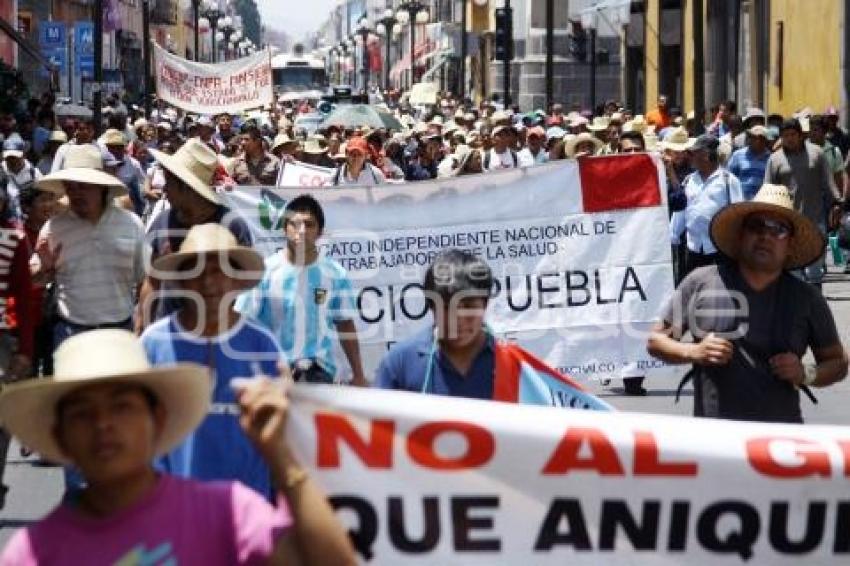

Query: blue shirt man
left=726, top=127, right=772, bottom=200
left=375, top=327, right=495, bottom=398
left=236, top=252, right=356, bottom=379
left=142, top=314, right=283, bottom=499
left=236, top=194, right=366, bottom=385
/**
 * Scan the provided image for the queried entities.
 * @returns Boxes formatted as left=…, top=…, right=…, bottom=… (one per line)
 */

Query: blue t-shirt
left=236, top=253, right=356, bottom=377
left=374, top=327, right=495, bottom=400
left=726, top=147, right=771, bottom=200
left=141, top=314, right=285, bottom=499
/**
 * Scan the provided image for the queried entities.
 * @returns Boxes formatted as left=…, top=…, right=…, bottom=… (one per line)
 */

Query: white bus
left=271, top=45, right=327, bottom=94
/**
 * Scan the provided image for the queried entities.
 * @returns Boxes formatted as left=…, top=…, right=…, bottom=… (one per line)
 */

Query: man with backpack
left=648, top=184, right=847, bottom=422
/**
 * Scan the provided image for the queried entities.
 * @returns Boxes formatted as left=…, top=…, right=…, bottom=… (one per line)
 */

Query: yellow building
left=636, top=0, right=848, bottom=122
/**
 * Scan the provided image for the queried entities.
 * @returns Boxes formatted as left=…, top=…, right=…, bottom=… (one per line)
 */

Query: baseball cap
left=2, top=135, right=25, bottom=159
left=690, top=134, right=720, bottom=152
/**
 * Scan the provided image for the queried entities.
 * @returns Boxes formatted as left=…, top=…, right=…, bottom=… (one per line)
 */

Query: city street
left=2, top=265, right=850, bottom=549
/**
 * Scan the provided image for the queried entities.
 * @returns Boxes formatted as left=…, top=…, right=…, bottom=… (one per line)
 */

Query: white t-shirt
left=485, top=148, right=518, bottom=171
left=517, top=147, right=549, bottom=167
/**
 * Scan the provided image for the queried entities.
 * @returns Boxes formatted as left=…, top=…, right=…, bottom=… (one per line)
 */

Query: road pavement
left=2, top=268, right=850, bottom=550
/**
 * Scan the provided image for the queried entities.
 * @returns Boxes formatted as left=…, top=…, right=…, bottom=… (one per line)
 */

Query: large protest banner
left=224, top=155, right=675, bottom=381
left=289, top=384, right=850, bottom=564
left=153, top=43, right=273, bottom=114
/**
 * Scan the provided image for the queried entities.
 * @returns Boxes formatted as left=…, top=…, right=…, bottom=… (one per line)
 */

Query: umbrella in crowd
left=320, top=104, right=403, bottom=131
left=53, top=103, right=93, bottom=119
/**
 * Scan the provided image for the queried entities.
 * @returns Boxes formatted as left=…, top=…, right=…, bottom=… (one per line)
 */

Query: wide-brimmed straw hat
left=0, top=329, right=211, bottom=465
left=710, top=183, right=826, bottom=270
left=35, top=145, right=128, bottom=197
left=565, top=132, right=604, bottom=158
left=271, top=133, right=299, bottom=152
left=587, top=116, right=611, bottom=132
left=149, top=138, right=222, bottom=205
left=152, top=223, right=265, bottom=282
left=302, top=137, right=327, bottom=155
left=661, top=127, right=695, bottom=152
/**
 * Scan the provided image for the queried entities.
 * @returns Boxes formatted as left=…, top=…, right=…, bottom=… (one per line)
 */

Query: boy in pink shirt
left=0, top=329, right=355, bottom=565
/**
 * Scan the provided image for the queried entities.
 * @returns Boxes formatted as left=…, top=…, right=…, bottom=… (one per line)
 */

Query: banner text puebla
left=289, top=385, right=850, bottom=564
left=153, top=43, right=273, bottom=114
left=224, top=156, right=675, bottom=381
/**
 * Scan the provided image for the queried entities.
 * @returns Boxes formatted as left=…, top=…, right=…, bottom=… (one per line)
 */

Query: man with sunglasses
left=648, top=184, right=847, bottom=422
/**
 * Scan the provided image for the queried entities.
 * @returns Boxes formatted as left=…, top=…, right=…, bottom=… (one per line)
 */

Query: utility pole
left=459, top=0, right=467, bottom=99
left=142, top=0, right=152, bottom=116
left=545, top=0, right=553, bottom=110
left=93, top=0, right=103, bottom=135
left=502, top=0, right=512, bottom=106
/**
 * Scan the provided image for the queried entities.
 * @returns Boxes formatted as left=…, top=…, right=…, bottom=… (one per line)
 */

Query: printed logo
left=314, top=287, right=328, bottom=305
left=258, top=188, right=287, bottom=231
left=113, top=541, right=175, bottom=566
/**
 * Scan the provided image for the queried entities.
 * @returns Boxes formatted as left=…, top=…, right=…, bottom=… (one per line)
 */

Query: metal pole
left=545, top=0, right=553, bottom=110
left=362, top=32, right=369, bottom=96
left=409, top=15, right=416, bottom=86
left=589, top=28, right=596, bottom=111
left=193, top=0, right=200, bottom=61
left=693, top=0, right=705, bottom=124
left=93, top=0, right=103, bottom=135
left=142, top=0, right=152, bottom=116
left=503, top=0, right=511, bottom=106
left=211, top=22, right=217, bottom=63
left=460, top=0, right=467, bottom=99
left=384, top=34, right=392, bottom=91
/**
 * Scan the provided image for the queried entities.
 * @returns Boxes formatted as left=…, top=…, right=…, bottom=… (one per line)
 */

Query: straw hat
left=710, top=184, right=826, bottom=270
left=587, top=116, right=611, bottom=132
left=152, top=223, right=265, bottom=282
left=565, top=132, right=604, bottom=158
left=101, top=128, right=126, bottom=147
left=302, top=137, right=326, bottom=155
left=271, top=133, right=299, bottom=152
left=622, top=115, right=654, bottom=134
left=661, top=127, right=695, bottom=152
left=0, top=329, right=211, bottom=465
left=48, top=130, right=68, bottom=144
left=35, top=145, right=128, bottom=197
left=150, top=138, right=222, bottom=205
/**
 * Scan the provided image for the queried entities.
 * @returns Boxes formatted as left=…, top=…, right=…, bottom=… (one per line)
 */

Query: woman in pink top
left=0, top=329, right=355, bottom=565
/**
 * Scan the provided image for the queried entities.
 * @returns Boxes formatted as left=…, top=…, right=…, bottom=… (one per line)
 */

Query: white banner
left=276, top=160, right=334, bottom=187
left=289, top=385, right=850, bottom=564
left=224, top=156, right=676, bottom=381
left=153, top=43, right=273, bottom=114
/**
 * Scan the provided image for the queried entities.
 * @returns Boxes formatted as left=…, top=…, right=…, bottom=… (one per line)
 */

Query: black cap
left=690, top=134, right=720, bottom=152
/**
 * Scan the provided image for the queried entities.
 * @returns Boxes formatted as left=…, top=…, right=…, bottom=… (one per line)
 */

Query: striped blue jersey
left=235, top=252, right=357, bottom=377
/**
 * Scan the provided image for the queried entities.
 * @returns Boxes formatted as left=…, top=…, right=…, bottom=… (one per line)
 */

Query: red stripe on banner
left=578, top=154, right=661, bottom=213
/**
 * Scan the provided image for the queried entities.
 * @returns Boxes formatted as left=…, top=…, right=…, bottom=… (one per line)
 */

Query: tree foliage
left=233, top=0, right=262, bottom=46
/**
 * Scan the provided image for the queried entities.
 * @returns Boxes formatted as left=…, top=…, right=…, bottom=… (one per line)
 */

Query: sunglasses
left=743, top=216, right=793, bottom=239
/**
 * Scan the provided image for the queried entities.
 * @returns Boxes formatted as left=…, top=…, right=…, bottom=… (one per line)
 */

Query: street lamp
left=219, top=16, right=235, bottom=60
left=356, top=16, right=372, bottom=97
left=397, top=0, right=429, bottom=87
left=581, top=8, right=598, bottom=111
left=376, top=8, right=398, bottom=92
left=201, top=0, right=223, bottom=62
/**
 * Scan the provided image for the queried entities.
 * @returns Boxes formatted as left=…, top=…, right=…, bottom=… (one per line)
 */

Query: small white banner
left=153, top=43, right=274, bottom=114
left=276, top=160, right=334, bottom=187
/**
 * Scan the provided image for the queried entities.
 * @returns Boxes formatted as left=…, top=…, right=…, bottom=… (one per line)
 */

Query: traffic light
left=569, top=20, right=587, bottom=61
left=494, top=8, right=513, bottom=61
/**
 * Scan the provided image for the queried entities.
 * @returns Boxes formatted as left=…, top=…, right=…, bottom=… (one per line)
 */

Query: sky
left=257, top=0, right=335, bottom=41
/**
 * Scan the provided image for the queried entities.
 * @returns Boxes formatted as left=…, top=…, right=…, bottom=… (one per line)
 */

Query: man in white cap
left=648, top=183, right=847, bottom=422
left=100, top=128, right=146, bottom=215
left=484, top=124, right=518, bottom=171
left=2, top=135, right=42, bottom=219
left=50, top=118, right=98, bottom=173
left=0, top=329, right=356, bottom=564
left=30, top=145, right=145, bottom=345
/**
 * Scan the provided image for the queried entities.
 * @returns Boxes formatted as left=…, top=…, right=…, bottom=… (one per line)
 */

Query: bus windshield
left=273, top=67, right=326, bottom=92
